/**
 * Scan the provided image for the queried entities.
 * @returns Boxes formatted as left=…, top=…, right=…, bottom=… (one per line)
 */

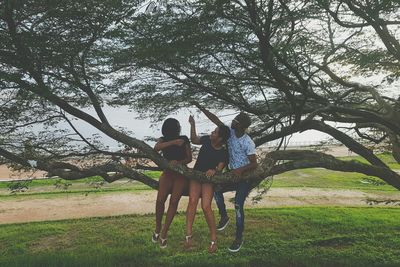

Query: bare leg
left=201, top=183, right=216, bottom=242
left=186, top=179, right=201, bottom=237
left=160, top=174, right=187, bottom=239
left=155, top=171, right=173, bottom=234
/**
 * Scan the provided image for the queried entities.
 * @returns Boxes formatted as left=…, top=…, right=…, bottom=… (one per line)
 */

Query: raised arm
left=189, top=115, right=201, bottom=145
left=191, top=101, right=223, bottom=126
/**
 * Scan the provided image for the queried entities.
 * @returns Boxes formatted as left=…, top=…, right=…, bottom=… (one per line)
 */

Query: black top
left=160, top=135, right=190, bottom=161
left=194, top=136, right=228, bottom=172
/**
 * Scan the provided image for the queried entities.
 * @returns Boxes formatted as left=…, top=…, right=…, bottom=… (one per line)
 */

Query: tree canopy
left=1, top=0, right=400, bottom=191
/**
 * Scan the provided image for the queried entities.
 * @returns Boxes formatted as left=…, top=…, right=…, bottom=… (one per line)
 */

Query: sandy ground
left=1, top=188, right=399, bottom=225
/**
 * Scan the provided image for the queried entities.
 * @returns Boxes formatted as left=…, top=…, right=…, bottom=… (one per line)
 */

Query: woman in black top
left=152, top=118, right=192, bottom=249
left=185, top=115, right=230, bottom=253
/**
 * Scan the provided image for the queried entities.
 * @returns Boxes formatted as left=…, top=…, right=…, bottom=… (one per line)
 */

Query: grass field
left=0, top=207, right=399, bottom=267
left=1, top=154, right=400, bottom=266
left=271, top=168, right=397, bottom=191
left=0, top=172, right=159, bottom=199
left=271, top=153, right=400, bottom=191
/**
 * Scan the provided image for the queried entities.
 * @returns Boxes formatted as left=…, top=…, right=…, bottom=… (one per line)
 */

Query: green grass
left=338, top=152, right=400, bottom=170
left=269, top=153, right=400, bottom=191
left=272, top=169, right=398, bottom=191
left=0, top=207, right=399, bottom=267
left=0, top=176, right=104, bottom=189
left=0, top=171, right=161, bottom=189
left=0, top=171, right=161, bottom=198
left=0, top=181, right=152, bottom=199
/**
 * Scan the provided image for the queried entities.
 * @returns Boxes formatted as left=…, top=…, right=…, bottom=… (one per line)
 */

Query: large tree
left=1, top=0, right=399, bottom=191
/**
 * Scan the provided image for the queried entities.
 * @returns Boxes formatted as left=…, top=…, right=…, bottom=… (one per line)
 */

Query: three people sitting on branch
left=152, top=102, right=257, bottom=253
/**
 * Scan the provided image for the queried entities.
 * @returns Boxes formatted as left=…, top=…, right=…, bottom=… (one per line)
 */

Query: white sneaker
left=151, top=232, right=159, bottom=243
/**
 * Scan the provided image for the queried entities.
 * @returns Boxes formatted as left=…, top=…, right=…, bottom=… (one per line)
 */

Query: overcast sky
left=64, top=105, right=332, bottom=151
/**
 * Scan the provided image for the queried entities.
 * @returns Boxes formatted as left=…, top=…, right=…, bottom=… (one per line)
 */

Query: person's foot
left=216, top=216, right=229, bottom=231
left=228, top=238, right=243, bottom=253
left=208, top=240, right=217, bottom=254
left=159, top=236, right=167, bottom=249
left=152, top=232, right=160, bottom=243
left=184, top=235, right=192, bottom=249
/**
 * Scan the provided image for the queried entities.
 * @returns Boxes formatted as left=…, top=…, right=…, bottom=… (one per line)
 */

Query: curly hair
left=236, top=112, right=251, bottom=129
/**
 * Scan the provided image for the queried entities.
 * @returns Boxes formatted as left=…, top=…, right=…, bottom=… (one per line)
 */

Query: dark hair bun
left=162, top=118, right=180, bottom=138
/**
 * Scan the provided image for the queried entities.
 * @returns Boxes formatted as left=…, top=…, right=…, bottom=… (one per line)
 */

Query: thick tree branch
left=269, top=150, right=400, bottom=190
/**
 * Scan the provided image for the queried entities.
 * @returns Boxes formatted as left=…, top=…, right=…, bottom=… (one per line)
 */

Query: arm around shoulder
left=154, top=138, right=184, bottom=151
left=153, top=138, right=164, bottom=152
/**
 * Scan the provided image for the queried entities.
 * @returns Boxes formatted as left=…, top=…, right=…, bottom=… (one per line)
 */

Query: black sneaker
left=216, top=216, right=229, bottom=231
left=228, top=239, right=243, bottom=253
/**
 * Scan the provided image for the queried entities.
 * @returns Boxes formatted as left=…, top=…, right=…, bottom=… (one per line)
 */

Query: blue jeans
left=214, top=181, right=250, bottom=240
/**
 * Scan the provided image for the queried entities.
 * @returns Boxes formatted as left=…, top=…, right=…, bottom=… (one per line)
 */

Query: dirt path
left=1, top=188, right=399, bottom=225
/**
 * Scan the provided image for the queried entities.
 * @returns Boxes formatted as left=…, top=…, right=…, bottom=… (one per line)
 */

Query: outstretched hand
left=189, top=100, right=201, bottom=108
left=189, top=115, right=195, bottom=125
